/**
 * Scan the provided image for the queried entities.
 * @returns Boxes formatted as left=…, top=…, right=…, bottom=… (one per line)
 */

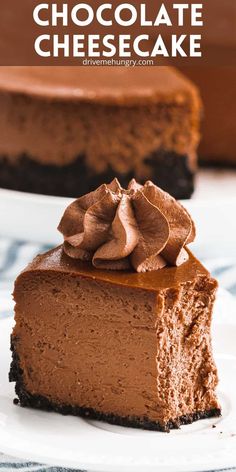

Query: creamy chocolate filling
left=10, top=247, right=220, bottom=429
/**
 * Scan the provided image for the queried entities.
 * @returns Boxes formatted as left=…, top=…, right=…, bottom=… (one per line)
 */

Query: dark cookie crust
left=0, top=151, right=194, bottom=200
left=9, top=338, right=221, bottom=433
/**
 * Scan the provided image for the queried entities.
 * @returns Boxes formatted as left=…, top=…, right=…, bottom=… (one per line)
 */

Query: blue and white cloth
left=1, top=238, right=236, bottom=472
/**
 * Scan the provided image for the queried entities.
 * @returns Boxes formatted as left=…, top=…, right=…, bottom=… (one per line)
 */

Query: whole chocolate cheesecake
left=9, top=179, right=220, bottom=432
left=0, top=66, right=201, bottom=199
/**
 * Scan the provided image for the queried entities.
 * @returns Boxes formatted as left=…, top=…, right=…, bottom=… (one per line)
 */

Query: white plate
left=0, top=289, right=236, bottom=472
left=0, top=169, right=236, bottom=258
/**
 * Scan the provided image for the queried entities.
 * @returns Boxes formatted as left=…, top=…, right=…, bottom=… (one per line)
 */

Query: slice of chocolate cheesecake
left=10, top=179, right=220, bottom=431
left=0, top=66, right=201, bottom=199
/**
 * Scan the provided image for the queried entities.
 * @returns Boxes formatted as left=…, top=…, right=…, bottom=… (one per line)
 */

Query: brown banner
left=0, top=0, right=235, bottom=66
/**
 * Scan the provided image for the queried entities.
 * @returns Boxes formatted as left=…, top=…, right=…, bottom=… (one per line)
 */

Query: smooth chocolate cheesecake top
left=0, top=66, right=199, bottom=105
left=18, top=245, right=208, bottom=292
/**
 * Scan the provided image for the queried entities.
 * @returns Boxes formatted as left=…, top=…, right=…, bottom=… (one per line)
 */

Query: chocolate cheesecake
left=181, top=65, right=236, bottom=165
left=9, top=179, right=220, bottom=431
left=0, top=66, right=201, bottom=199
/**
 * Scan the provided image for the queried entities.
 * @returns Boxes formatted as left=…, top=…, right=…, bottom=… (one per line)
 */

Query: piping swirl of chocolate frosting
left=58, top=179, right=195, bottom=272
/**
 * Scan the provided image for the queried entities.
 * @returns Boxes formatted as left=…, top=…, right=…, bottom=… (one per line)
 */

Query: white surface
left=0, top=188, right=70, bottom=246
left=194, top=169, right=236, bottom=200
left=0, top=290, right=236, bottom=472
left=0, top=170, right=236, bottom=258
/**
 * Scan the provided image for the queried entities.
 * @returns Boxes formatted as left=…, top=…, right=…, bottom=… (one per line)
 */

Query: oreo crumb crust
left=0, top=151, right=194, bottom=200
left=9, top=337, right=221, bottom=433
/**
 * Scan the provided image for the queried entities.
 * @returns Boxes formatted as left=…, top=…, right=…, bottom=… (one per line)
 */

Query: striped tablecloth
left=1, top=238, right=236, bottom=472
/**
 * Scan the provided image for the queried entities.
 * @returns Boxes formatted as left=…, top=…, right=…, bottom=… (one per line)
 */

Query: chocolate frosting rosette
left=58, top=179, right=195, bottom=273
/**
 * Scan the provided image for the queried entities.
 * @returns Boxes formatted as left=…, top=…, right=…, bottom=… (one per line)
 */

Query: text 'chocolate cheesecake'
left=9, top=179, right=220, bottom=431
left=0, top=66, right=201, bottom=199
